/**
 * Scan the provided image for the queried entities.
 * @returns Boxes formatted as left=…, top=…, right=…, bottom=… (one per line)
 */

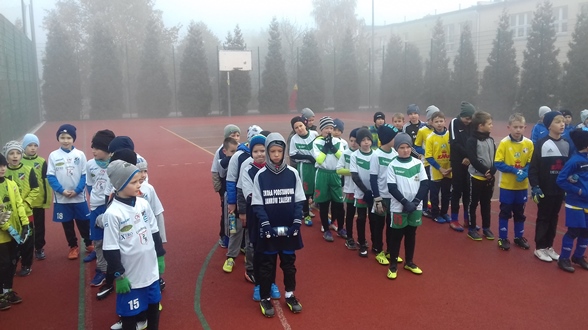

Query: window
left=553, top=6, right=568, bottom=34
left=510, top=12, right=530, bottom=38
left=445, top=24, right=456, bottom=52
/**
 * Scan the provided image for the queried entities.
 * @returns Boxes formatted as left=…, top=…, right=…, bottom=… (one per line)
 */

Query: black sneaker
left=482, top=229, right=495, bottom=240
left=260, top=298, right=275, bottom=317
left=17, top=266, right=32, bottom=277
left=513, top=237, right=530, bottom=250
left=558, top=258, right=575, bottom=273
left=159, top=277, right=166, bottom=291
left=285, top=295, right=302, bottom=313
left=498, top=238, right=510, bottom=251
left=0, top=295, right=10, bottom=310
left=345, top=238, right=358, bottom=250
left=422, top=210, right=433, bottom=218
left=97, top=283, right=114, bottom=300
left=467, top=229, right=482, bottom=241
left=4, top=291, right=22, bottom=304
left=572, top=256, right=588, bottom=270
left=35, top=249, right=46, bottom=260
left=359, top=243, right=368, bottom=258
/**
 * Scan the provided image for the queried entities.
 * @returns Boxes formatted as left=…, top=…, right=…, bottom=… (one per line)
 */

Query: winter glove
left=374, top=197, right=385, bottom=215
left=568, top=174, right=579, bottom=183
left=411, top=198, right=422, bottom=211
left=261, top=221, right=277, bottom=239
left=20, top=224, right=30, bottom=243
left=115, top=276, right=131, bottom=294
left=330, top=142, right=339, bottom=154
left=363, top=190, right=374, bottom=205
left=531, top=186, right=544, bottom=204
left=324, top=134, right=332, bottom=147
left=95, top=214, right=104, bottom=229
left=158, top=256, right=165, bottom=275
left=515, top=169, right=528, bottom=182
left=0, top=208, right=11, bottom=228
left=401, top=198, right=416, bottom=214
left=288, top=219, right=302, bottom=237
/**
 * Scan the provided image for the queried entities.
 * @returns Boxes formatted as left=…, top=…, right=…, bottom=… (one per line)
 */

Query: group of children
left=0, top=124, right=167, bottom=330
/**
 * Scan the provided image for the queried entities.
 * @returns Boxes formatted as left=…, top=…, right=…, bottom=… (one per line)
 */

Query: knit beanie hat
left=249, top=135, right=266, bottom=151
left=291, top=116, right=307, bottom=129
left=377, top=124, right=399, bottom=145
left=136, top=156, right=148, bottom=171
left=301, top=108, right=315, bottom=120
left=107, top=160, right=140, bottom=192
left=56, top=124, right=77, bottom=141
left=333, top=118, right=344, bottom=133
left=319, top=116, right=335, bottom=131
left=581, top=109, right=588, bottom=123
left=543, top=111, right=560, bottom=128
left=538, top=106, right=551, bottom=118
left=3, top=140, right=23, bottom=157
left=560, top=109, right=572, bottom=118
left=426, top=105, right=440, bottom=121
left=407, top=104, right=420, bottom=115
left=459, top=101, right=476, bottom=118
left=91, top=130, right=116, bottom=152
left=355, top=128, right=372, bottom=143
left=108, top=136, right=135, bottom=153
left=22, top=133, right=40, bottom=149
left=0, top=154, right=7, bottom=167
left=110, top=148, right=137, bottom=165
left=373, top=111, right=385, bottom=122
left=349, top=127, right=360, bottom=139
left=571, top=129, right=588, bottom=151
left=394, top=132, right=413, bottom=150
left=260, top=130, right=271, bottom=137
left=246, top=125, right=263, bottom=142
left=224, top=124, right=241, bottom=138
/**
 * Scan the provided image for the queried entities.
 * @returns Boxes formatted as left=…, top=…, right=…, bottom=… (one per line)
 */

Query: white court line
left=159, top=126, right=214, bottom=156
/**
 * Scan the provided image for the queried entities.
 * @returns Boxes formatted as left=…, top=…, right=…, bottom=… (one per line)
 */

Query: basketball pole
left=227, top=71, right=231, bottom=117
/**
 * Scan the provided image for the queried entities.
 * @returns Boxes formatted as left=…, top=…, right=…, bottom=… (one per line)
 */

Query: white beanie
left=538, top=106, right=551, bottom=118
left=426, top=105, right=440, bottom=121
left=3, top=140, right=23, bottom=157
left=581, top=109, right=588, bottom=123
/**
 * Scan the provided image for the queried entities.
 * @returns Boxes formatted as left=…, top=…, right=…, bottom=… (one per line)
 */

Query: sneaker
left=0, top=295, right=10, bottom=310
left=546, top=247, right=559, bottom=261
left=111, top=320, right=148, bottom=330
left=222, top=258, right=235, bottom=273
left=323, top=231, right=334, bottom=242
left=498, top=238, right=511, bottom=251
left=68, top=246, right=80, bottom=260
left=309, top=210, right=315, bottom=217
left=159, top=277, right=166, bottom=291
left=83, top=250, right=97, bottom=263
left=558, top=258, right=575, bottom=273
left=467, top=230, right=482, bottom=241
left=375, top=251, right=390, bottom=265
left=285, top=295, right=302, bottom=313
left=270, top=283, right=281, bottom=299
left=534, top=249, right=552, bottom=262
left=345, top=238, right=358, bottom=250
left=245, top=272, right=256, bottom=284
left=482, top=229, right=495, bottom=240
left=384, top=252, right=403, bottom=263
left=218, top=236, right=229, bottom=248
left=514, top=237, right=530, bottom=249
left=17, top=266, right=31, bottom=277
left=329, top=222, right=338, bottom=231
left=433, top=216, right=446, bottom=224
left=572, top=256, right=588, bottom=270
left=359, top=243, right=368, bottom=257
left=90, top=269, right=106, bottom=287
left=422, top=209, right=432, bottom=218
left=4, top=291, right=22, bottom=304
left=404, top=262, right=423, bottom=275
left=387, top=266, right=398, bottom=279
left=260, top=298, right=275, bottom=318
left=253, top=285, right=261, bottom=302
left=449, top=221, right=464, bottom=232
left=85, top=244, right=95, bottom=253
left=35, top=249, right=46, bottom=260
left=97, top=283, right=114, bottom=300
left=337, top=229, right=348, bottom=239
left=442, top=214, right=451, bottom=222
left=304, top=216, right=313, bottom=226
left=240, top=247, right=246, bottom=254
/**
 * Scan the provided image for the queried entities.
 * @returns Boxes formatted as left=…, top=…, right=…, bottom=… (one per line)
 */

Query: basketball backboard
left=218, top=50, right=252, bottom=71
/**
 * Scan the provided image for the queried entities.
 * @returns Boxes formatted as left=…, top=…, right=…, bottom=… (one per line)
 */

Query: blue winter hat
left=543, top=111, right=561, bottom=129
left=108, top=136, right=135, bottom=153
left=377, top=124, right=399, bottom=145
left=333, top=118, right=345, bottom=133
left=349, top=127, right=360, bottom=139
left=56, top=124, right=77, bottom=141
left=407, top=104, right=420, bottom=115
left=22, top=133, right=40, bottom=149
left=249, top=135, right=266, bottom=150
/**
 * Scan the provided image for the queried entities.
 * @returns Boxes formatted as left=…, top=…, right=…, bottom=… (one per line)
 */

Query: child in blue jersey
left=530, top=106, right=551, bottom=144
left=336, top=128, right=360, bottom=250
left=425, top=111, right=452, bottom=224
left=252, top=133, right=305, bottom=318
left=494, top=114, right=534, bottom=251
left=555, top=129, right=588, bottom=272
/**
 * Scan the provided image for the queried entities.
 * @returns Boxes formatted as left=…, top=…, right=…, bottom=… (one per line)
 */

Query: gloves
left=95, top=214, right=104, bottom=228
left=115, top=276, right=131, bottom=294
left=321, top=136, right=333, bottom=153
left=568, top=174, right=579, bottom=183
left=374, top=197, right=385, bottom=215
left=330, top=142, right=339, bottom=153
left=411, top=198, right=422, bottom=211
left=261, top=222, right=277, bottom=239
left=288, top=220, right=302, bottom=237
left=363, top=190, right=373, bottom=205
left=515, top=169, right=528, bottom=182
left=531, top=186, right=544, bottom=204
left=158, top=256, right=165, bottom=274
left=401, top=199, right=416, bottom=213
left=0, top=210, right=11, bottom=228
left=20, top=224, right=30, bottom=243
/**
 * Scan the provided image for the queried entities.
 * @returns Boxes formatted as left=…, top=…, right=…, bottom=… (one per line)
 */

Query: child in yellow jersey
left=414, top=105, right=440, bottom=218
left=425, top=112, right=452, bottom=224
left=494, top=114, right=534, bottom=251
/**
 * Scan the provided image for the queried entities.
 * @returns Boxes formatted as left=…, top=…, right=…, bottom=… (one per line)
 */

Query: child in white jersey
left=336, top=128, right=360, bottom=250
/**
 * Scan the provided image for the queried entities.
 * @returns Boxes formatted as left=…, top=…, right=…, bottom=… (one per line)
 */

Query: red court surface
left=1, top=112, right=586, bottom=330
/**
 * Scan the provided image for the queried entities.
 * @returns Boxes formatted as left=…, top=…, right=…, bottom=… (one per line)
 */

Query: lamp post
left=370, top=0, right=374, bottom=111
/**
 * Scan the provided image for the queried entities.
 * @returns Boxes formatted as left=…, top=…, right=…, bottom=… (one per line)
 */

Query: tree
left=480, top=10, right=519, bottom=118
left=424, top=19, right=451, bottom=111
left=311, top=0, right=359, bottom=52
left=517, top=0, right=561, bottom=118
left=297, top=31, right=325, bottom=112
left=451, top=23, right=478, bottom=109
left=220, top=25, right=251, bottom=115
left=178, top=22, right=213, bottom=117
left=259, top=18, right=289, bottom=114
left=280, top=18, right=306, bottom=88
left=88, top=24, right=124, bottom=119
left=42, top=18, right=82, bottom=120
left=334, top=29, right=360, bottom=112
left=561, top=11, right=588, bottom=112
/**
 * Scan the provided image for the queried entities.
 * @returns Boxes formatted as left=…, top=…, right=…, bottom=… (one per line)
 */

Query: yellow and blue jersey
left=495, top=135, right=533, bottom=190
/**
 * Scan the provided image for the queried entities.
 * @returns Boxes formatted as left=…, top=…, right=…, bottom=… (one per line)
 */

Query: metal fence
left=0, top=14, right=39, bottom=143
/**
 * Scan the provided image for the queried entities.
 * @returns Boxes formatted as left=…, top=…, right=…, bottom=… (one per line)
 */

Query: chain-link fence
left=0, top=14, right=39, bottom=143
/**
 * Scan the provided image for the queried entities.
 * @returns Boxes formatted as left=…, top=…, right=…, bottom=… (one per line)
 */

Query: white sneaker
left=111, top=320, right=148, bottom=330
left=546, top=247, right=560, bottom=261
left=534, top=249, right=552, bottom=262
left=309, top=211, right=315, bottom=217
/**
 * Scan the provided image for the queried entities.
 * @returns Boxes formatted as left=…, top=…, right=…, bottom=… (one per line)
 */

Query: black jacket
left=448, top=117, right=471, bottom=164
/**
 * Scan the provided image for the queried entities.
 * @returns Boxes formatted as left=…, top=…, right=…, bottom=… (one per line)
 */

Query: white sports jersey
left=227, top=150, right=246, bottom=182
left=313, top=136, right=344, bottom=170
left=290, top=131, right=319, bottom=163
left=86, top=159, right=110, bottom=209
left=47, top=147, right=87, bottom=204
left=237, top=158, right=254, bottom=197
left=350, top=149, right=373, bottom=199
left=103, top=197, right=159, bottom=289
left=387, top=157, right=428, bottom=213
left=211, top=145, right=228, bottom=178
left=369, top=147, right=398, bottom=199
left=337, top=148, right=356, bottom=194
left=139, top=182, right=164, bottom=216
left=339, top=138, right=349, bottom=150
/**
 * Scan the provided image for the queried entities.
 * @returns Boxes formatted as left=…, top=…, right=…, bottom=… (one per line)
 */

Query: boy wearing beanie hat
left=289, top=116, right=319, bottom=226
left=403, top=104, right=426, bottom=159
left=577, top=109, right=588, bottom=130
left=414, top=106, right=439, bottom=218
left=333, top=119, right=348, bottom=150
left=369, top=124, right=401, bottom=265
left=559, top=109, right=574, bottom=136
left=47, top=123, right=92, bottom=260
left=529, top=111, right=569, bottom=262
left=385, top=132, right=429, bottom=279
left=369, top=112, right=386, bottom=150
left=301, top=108, right=317, bottom=131
left=3, top=141, right=39, bottom=276
left=555, top=129, right=588, bottom=272
left=313, top=116, right=346, bottom=241
left=21, top=133, right=52, bottom=261
left=531, top=106, right=551, bottom=143
left=102, top=160, right=165, bottom=330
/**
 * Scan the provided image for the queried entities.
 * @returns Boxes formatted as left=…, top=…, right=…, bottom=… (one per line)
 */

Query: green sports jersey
left=369, top=147, right=398, bottom=199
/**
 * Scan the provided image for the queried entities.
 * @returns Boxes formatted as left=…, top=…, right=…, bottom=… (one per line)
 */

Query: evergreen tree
left=42, top=18, right=82, bottom=121
left=334, top=29, right=360, bottom=112
left=517, top=0, right=560, bottom=118
left=480, top=10, right=519, bottom=119
left=451, top=23, right=478, bottom=109
left=297, top=30, right=325, bottom=112
left=136, top=17, right=172, bottom=118
left=561, top=11, right=588, bottom=112
left=89, top=24, right=124, bottom=119
left=403, top=43, right=425, bottom=108
left=258, top=18, right=289, bottom=114
left=178, top=21, right=212, bottom=116
left=423, top=19, right=451, bottom=111
left=379, top=34, right=403, bottom=112
left=220, top=25, right=251, bottom=115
